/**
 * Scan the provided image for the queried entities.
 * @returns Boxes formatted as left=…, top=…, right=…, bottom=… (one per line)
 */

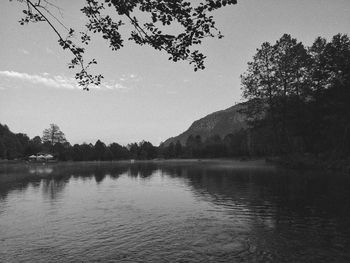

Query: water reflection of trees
left=2, top=162, right=350, bottom=221
left=1, top=162, right=349, bottom=261
left=0, top=162, right=164, bottom=203
left=41, top=177, right=69, bottom=201
left=160, top=165, right=350, bottom=262
left=0, top=163, right=129, bottom=201
left=128, top=163, right=158, bottom=178
left=162, top=165, right=350, bottom=221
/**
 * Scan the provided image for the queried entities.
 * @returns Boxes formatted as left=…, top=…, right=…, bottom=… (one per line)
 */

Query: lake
left=0, top=160, right=350, bottom=262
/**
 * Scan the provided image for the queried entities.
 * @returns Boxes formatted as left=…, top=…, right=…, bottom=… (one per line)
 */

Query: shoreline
left=1, top=157, right=349, bottom=174
left=0, top=158, right=268, bottom=165
left=265, top=154, right=350, bottom=174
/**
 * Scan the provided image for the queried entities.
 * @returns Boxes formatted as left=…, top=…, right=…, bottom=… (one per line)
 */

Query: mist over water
left=1, top=161, right=350, bottom=262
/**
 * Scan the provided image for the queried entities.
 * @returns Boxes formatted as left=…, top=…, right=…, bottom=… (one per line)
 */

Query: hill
left=163, top=102, right=248, bottom=146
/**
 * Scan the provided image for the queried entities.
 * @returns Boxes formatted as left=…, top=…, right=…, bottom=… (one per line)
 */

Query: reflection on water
left=0, top=161, right=350, bottom=262
left=29, top=167, right=54, bottom=175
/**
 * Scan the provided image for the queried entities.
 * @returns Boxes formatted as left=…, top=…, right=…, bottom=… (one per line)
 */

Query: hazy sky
left=1, top=0, right=349, bottom=145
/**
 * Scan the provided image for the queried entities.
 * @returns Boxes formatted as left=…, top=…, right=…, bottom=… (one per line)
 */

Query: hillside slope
left=163, top=102, right=247, bottom=146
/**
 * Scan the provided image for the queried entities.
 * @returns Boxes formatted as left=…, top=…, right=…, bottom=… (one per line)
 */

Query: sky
left=0, top=0, right=349, bottom=146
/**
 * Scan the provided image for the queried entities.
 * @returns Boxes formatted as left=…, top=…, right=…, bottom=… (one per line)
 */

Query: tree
left=0, top=139, right=5, bottom=159
left=165, top=142, right=175, bottom=159
left=224, top=132, right=245, bottom=156
left=71, top=144, right=84, bottom=161
left=203, top=134, right=225, bottom=157
left=14, top=0, right=237, bottom=89
left=185, top=134, right=203, bottom=157
left=27, top=135, right=43, bottom=155
left=174, top=140, right=183, bottom=157
left=53, top=142, right=71, bottom=161
left=127, top=142, right=139, bottom=159
left=307, top=34, right=350, bottom=156
left=241, top=42, right=275, bottom=116
left=240, top=33, right=350, bottom=157
left=42, top=124, right=67, bottom=149
left=0, top=123, right=29, bottom=159
left=109, top=142, right=130, bottom=160
left=94, top=139, right=107, bottom=160
left=241, top=34, right=310, bottom=153
left=138, top=141, right=157, bottom=159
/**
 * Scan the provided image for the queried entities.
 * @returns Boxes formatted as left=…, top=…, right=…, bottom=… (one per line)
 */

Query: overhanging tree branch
left=15, top=0, right=237, bottom=89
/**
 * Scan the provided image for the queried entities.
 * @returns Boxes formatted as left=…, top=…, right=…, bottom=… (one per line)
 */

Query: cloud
left=18, top=48, right=29, bottom=55
left=119, top=73, right=140, bottom=82
left=103, top=82, right=128, bottom=90
left=45, top=47, right=54, bottom=54
left=0, top=70, right=75, bottom=89
left=0, top=70, right=130, bottom=91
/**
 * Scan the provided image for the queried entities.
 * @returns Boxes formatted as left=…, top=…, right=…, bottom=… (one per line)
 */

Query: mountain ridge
left=163, top=102, right=248, bottom=146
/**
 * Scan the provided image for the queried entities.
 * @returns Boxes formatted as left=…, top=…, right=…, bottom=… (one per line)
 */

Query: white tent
left=29, top=155, right=36, bottom=159
left=44, top=154, right=54, bottom=159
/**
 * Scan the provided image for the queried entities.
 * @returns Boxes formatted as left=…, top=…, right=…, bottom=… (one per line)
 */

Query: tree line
left=0, top=122, right=251, bottom=161
left=159, top=132, right=249, bottom=159
left=0, top=123, right=149, bottom=161
left=240, top=33, right=350, bottom=160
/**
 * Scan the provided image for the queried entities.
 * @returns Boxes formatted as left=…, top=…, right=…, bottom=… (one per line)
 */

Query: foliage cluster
left=241, top=33, right=350, bottom=159
left=0, top=123, right=157, bottom=161
left=15, top=0, right=237, bottom=89
left=0, top=122, right=250, bottom=161
left=159, top=131, right=249, bottom=158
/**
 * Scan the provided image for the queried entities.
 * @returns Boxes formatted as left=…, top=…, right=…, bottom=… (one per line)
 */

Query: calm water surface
left=0, top=160, right=350, bottom=262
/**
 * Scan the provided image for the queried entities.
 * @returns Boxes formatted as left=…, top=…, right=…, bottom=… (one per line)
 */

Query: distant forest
left=0, top=122, right=246, bottom=161
left=1, top=33, right=349, bottom=163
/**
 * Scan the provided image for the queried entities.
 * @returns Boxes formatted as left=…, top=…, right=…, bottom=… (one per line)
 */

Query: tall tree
left=94, top=139, right=107, bottom=160
left=42, top=124, right=67, bottom=148
left=307, top=34, right=350, bottom=156
left=241, top=34, right=309, bottom=153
